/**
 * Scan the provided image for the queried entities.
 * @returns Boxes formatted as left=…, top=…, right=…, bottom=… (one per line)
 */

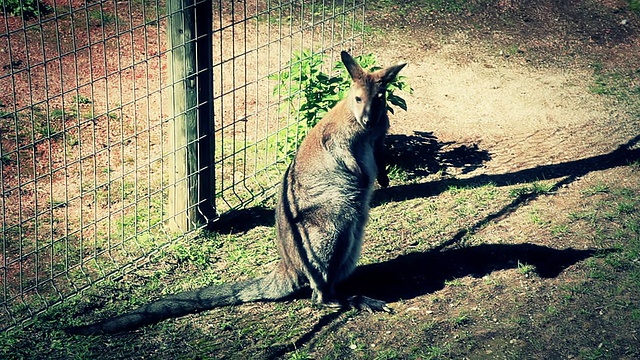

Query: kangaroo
left=66, top=51, right=406, bottom=335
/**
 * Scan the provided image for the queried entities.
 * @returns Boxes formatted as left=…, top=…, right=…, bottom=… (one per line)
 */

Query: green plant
left=550, top=223, right=570, bottom=237
left=66, top=133, right=79, bottom=146
left=629, top=0, right=640, bottom=16
left=387, top=163, right=410, bottom=182
left=529, top=207, right=550, bottom=226
left=509, top=181, right=555, bottom=198
left=50, top=108, right=69, bottom=120
left=517, top=261, right=537, bottom=277
left=1, top=0, right=46, bottom=18
left=88, top=9, right=117, bottom=26
left=581, top=183, right=610, bottom=196
left=73, top=95, right=92, bottom=104
left=0, top=108, right=11, bottom=119
left=422, top=345, right=446, bottom=360
left=270, top=50, right=412, bottom=160
left=374, top=349, right=400, bottom=360
left=450, top=312, right=471, bottom=326
left=444, top=278, right=463, bottom=286
left=589, top=63, right=640, bottom=117
left=289, top=349, right=312, bottom=360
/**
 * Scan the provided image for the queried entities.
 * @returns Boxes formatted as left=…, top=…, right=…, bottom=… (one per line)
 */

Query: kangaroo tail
left=66, top=264, right=301, bottom=335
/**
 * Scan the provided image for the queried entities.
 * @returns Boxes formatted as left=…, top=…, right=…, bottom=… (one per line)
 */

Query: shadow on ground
left=266, top=243, right=610, bottom=358
left=185, top=134, right=639, bottom=357
left=385, top=131, right=491, bottom=178
left=374, top=134, right=640, bottom=205
left=244, top=135, right=639, bottom=358
left=211, top=131, right=491, bottom=234
left=339, top=243, right=606, bottom=302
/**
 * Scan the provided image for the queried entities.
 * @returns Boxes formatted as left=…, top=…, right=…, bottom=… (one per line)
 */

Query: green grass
left=589, top=63, right=640, bottom=116
left=509, top=180, right=556, bottom=198
left=629, top=0, right=640, bottom=15
left=517, top=261, right=537, bottom=277
left=73, top=95, right=92, bottom=104
left=372, top=0, right=473, bottom=14
left=0, top=105, right=79, bottom=141
left=88, top=9, right=118, bottom=26
left=581, top=182, right=610, bottom=196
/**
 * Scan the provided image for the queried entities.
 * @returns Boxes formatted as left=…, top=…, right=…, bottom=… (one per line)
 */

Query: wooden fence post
left=166, top=0, right=215, bottom=232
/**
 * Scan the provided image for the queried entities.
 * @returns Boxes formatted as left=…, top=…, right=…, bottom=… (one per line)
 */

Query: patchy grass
left=2, top=162, right=639, bottom=359
left=589, top=63, right=640, bottom=117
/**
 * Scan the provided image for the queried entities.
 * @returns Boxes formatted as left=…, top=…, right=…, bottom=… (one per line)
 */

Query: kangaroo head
left=340, top=51, right=407, bottom=128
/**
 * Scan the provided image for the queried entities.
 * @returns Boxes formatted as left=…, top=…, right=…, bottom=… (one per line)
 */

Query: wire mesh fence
left=212, top=1, right=365, bottom=213
left=0, top=0, right=364, bottom=331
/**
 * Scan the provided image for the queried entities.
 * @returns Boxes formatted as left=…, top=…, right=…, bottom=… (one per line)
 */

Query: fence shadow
left=212, top=134, right=639, bottom=234
left=375, top=134, right=640, bottom=205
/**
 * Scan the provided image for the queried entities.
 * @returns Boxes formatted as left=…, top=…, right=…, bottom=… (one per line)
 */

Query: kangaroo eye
left=377, top=92, right=384, bottom=98
left=355, top=96, right=362, bottom=103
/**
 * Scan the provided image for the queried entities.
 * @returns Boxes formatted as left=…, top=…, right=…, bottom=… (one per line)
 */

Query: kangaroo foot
left=347, top=295, right=392, bottom=313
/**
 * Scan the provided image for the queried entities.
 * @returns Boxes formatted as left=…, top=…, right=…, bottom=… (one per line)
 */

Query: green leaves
left=1, top=0, right=47, bottom=18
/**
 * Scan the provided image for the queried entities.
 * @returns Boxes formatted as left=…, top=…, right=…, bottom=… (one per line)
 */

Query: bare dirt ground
left=370, top=0, right=639, bottom=176
left=2, top=0, right=640, bottom=359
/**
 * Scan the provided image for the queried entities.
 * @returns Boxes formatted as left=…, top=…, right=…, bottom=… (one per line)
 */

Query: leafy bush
left=1, top=0, right=46, bottom=18
left=629, top=0, right=640, bottom=15
left=270, top=50, right=412, bottom=159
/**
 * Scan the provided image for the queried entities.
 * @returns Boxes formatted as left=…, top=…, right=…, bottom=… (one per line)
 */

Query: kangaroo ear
left=380, top=62, right=407, bottom=85
left=341, top=51, right=364, bottom=81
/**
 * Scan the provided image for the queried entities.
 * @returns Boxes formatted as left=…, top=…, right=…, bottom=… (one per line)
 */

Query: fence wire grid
left=0, top=0, right=364, bottom=331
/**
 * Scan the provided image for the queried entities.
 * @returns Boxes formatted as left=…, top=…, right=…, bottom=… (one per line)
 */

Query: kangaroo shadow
left=266, top=243, right=607, bottom=358
left=339, top=244, right=606, bottom=303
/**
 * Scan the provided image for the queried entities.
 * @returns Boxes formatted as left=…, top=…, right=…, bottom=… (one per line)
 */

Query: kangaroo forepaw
left=347, top=295, right=392, bottom=313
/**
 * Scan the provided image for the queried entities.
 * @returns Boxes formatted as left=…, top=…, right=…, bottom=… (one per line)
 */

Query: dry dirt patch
left=375, top=43, right=634, bottom=177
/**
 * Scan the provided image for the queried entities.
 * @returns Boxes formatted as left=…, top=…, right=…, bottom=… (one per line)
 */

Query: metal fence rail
left=0, top=0, right=363, bottom=331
